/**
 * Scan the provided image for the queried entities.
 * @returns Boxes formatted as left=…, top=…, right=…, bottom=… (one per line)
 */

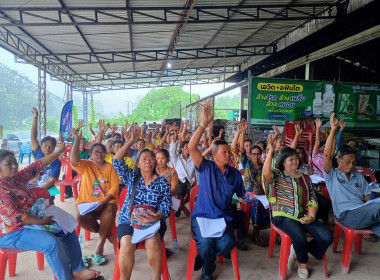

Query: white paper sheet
left=254, top=195, right=270, bottom=209
left=77, top=202, right=100, bottom=215
left=196, top=217, right=226, bottom=238
left=45, top=205, right=78, bottom=234
left=309, top=174, right=325, bottom=184
left=131, top=221, right=161, bottom=244
left=172, top=197, right=180, bottom=212
left=349, top=197, right=380, bottom=211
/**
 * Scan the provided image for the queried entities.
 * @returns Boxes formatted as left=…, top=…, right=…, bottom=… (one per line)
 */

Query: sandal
left=91, top=254, right=106, bottom=266
left=82, top=256, right=90, bottom=268
left=252, top=237, right=269, bottom=247
left=363, top=234, right=378, bottom=242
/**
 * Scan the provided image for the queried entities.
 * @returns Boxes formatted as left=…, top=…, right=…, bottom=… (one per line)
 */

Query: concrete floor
left=5, top=162, right=380, bottom=280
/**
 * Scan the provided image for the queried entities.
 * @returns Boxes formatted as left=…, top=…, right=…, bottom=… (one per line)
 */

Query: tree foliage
left=214, top=95, right=241, bottom=119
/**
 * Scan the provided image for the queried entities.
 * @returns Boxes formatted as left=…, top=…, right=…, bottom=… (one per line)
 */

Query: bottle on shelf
left=322, top=84, right=335, bottom=117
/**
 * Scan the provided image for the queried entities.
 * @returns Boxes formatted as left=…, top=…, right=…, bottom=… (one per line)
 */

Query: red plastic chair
left=168, top=210, right=178, bottom=248
left=55, top=157, right=80, bottom=202
left=186, top=186, right=240, bottom=280
left=268, top=223, right=328, bottom=280
left=355, top=168, right=377, bottom=182
left=300, top=118, right=315, bottom=134
left=112, top=189, right=169, bottom=280
left=332, top=217, right=374, bottom=274
left=282, top=121, right=300, bottom=140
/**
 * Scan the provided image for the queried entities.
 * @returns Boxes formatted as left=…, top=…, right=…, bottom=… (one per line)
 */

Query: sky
left=0, top=47, right=240, bottom=118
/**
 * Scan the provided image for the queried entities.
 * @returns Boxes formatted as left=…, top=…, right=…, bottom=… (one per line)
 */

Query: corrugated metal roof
left=0, top=0, right=343, bottom=90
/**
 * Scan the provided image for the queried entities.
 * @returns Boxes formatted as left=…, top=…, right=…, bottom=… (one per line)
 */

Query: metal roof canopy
left=0, top=0, right=345, bottom=92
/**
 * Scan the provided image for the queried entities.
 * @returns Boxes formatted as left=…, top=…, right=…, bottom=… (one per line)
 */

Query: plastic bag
left=26, top=198, right=62, bottom=233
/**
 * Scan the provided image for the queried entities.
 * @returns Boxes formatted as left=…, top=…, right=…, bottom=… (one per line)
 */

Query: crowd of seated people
left=2, top=104, right=380, bottom=280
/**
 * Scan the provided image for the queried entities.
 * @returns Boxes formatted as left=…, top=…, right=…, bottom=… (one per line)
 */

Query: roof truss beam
left=80, top=77, right=220, bottom=92
left=16, top=45, right=276, bottom=65
left=0, top=3, right=338, bottom=26
left=0, top=27, right=75, bottom=83
left=67, top=65, right=240, bottom=82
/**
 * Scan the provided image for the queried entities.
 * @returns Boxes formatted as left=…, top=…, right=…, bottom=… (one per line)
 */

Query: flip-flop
left=91, top=254, right=106, bottom=265
left=82, top=256, right=90, bottom=268
left=363, top=234, right=378, bottom=242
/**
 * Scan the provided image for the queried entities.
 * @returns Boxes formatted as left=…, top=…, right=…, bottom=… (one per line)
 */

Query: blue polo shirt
left=323, top=168, right=370, bottom=218
left=191, top=159, right=245, bottom=221
left=28, top=146, right=61, bottom=188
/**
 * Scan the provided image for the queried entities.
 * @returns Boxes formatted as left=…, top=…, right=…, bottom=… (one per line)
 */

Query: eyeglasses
left=251, top=153, right=262, bottom=156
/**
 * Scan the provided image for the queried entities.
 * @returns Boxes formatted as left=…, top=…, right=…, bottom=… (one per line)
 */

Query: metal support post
left=83, top=91, right=88, bottom=137
left=305, top=61, right=310, bottom=80
left=38, top=67, right=47, bottom=141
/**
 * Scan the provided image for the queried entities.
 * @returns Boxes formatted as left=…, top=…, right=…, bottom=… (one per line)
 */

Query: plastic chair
left=332, top=217, right=374, bottom=274
left=55, top=157, right=80, bottom=202
left=112, top=188, right=169, bottom=280
left=17, top=142, right=33, bottom=164
left=282, top=121, right=300, bottom=140
left=268, top=223, right=328, bottom=280
left=186, top=186, right=240, bottom=280
left=168, top=210, right=178, bottom=249
left=355, top=168, right=377, bottom=182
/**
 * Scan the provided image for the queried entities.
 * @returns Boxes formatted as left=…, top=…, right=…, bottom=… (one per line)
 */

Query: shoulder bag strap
left=128, top=174, right=140, bottom=210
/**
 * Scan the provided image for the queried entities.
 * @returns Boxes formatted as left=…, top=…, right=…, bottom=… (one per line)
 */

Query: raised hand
left=295, top=124, right=303, bottom=136
left=241, top=118, right=248, bottom=130
left=273, top=125, right=280, bottom=135
left=111, top=123, right=118, bottom=133
left=129, top=125, right=141, bottom=143
left=125, top=119, right=129, bottom=129
left=77, top=119, right=84, bottom=130
left=98, top=119, right=106, bottom=132
left=236, top=123, right=242, bottom=133
left=89, top=123, right=93, bottom=129
left=58, top=134, right=66, bottom=153
left=315, top=118, right=322, bottom=129
left=201, top=100, right=214, bottom=125
left=330, top=113, right=339, bottom=130
left=70, top=128, right=80, bottom=138
left=185, top=120, right=190, bottom=127
left=32, top=107, right=38, bottom=119
left=267, top=134, right=275, bottom=153
left=339, top=118, right=346, bottom=131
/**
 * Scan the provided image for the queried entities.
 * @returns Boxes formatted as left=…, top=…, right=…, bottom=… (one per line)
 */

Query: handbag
left=128, top=174, right=157, bottom=230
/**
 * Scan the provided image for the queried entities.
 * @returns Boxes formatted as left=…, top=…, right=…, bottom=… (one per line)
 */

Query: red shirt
left=0, top=161, right=43, bottom=236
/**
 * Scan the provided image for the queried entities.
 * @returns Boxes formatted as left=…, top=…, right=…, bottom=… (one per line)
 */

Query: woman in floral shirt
left=113, top=125, right=172, bottom=280
left=0, top=147, right=101, bottom=280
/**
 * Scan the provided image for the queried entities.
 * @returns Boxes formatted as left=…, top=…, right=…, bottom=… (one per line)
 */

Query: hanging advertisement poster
left=337, top=82, right=380, bottom=127
left=250, top=77, right=324, bottom=125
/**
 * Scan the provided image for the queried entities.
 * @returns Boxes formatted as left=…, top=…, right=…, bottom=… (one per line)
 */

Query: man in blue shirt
left=323, top=113, right=380, bottom=236
left=28, top=108, right=61, bottom=194
left=188, top=102, right=245, bottom=280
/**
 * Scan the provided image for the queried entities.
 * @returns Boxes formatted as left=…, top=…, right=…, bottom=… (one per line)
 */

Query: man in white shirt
left=169, top=140, right=195, bottom=217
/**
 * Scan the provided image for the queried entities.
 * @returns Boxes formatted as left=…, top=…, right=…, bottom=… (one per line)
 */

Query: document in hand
left=45, top=205, right=78, bottom=234
left=131, top=221, right=161, bottom=244
left=172, top=197, right=180, bottom=212
left=309, top=174, right=325, bottom=184
left=78, top=202, right=100, bottom=215
left=196, top=217, right=226, bottom=238
left=254, top=195, right=270, bottom=209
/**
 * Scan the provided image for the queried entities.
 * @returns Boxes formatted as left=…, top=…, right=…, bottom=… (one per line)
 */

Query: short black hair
left=156, top=148, right=170, bottom=160
left=255, top=140, right=267, bottom=150
left=244, top=139, right=253, bottom=145
left=112, top=139, right=124, bottom=147
left=41, top=136, right=57, bottom=147
left=275, top=147, right=298, bottom=172
left=0, top=150, right=15, bottom=164
left=212, top=139, right=229, bottom=152
left=179, top=140, right=189, bottom=149
left=346, top=139, right=358, bottom=145
left=337, top=145, right=356, bottom=158
left=89, top=143, right=106, bottom=154
left=250, top=145, right=263, bottom=154
left=112, top=132, right=121, bottom=139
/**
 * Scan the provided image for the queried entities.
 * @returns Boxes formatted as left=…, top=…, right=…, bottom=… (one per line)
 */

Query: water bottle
left=79, top=235, right=84, bottom=249
left=173, top=239, right=179, bottom=253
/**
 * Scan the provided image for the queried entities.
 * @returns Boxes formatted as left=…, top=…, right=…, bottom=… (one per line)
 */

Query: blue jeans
left=191, top=218, right=235, bottom=277
left=272, top=216, right=333, bottom=264
left=0, top=229, right=84, bottom=280
left=338, top=202, right=380, bottom=236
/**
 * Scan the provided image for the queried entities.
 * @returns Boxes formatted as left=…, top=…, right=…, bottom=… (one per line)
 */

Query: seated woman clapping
left=70, top=129, right=119, bottom=265
left=0, top=143, right=101, bottom=280
left=112, top=124, right=172, bottom=280
left=262, top=134, right=333, bottom=279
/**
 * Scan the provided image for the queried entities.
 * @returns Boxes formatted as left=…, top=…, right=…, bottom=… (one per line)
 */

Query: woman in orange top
left=155, top=149, right=178, bottom=195
left=71, top=129, right=119, bottom=265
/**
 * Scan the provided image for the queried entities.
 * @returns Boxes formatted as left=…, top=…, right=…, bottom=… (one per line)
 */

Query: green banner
left=250, top=77, right=326, bottom=125
left=337, top=82, right=380, bottom=127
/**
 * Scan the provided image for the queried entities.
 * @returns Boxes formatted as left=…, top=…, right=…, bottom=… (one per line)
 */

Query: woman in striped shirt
left=263, top=135, right=333, bottom=279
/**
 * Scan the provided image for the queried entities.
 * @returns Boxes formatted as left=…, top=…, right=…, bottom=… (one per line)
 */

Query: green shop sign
left=250, top=77, right=325, bottom=125
left=337, top=82, right=380, bottom=128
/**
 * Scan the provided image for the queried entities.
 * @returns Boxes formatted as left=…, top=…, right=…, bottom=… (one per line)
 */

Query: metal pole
left=83, top=91, right=88, bottom=137
left=38, top=67, right=47, bottom=140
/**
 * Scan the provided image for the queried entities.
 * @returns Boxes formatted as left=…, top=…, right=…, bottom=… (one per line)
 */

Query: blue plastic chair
left=18, top=143, right=33, bottom=164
